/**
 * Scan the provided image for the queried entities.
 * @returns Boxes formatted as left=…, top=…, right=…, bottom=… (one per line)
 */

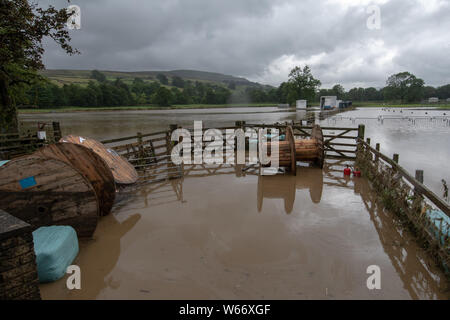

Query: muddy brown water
left=19, top=107, right=450, bottom=299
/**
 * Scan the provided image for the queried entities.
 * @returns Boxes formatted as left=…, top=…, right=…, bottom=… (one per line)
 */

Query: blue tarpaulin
left=426, top=209, right=450, bottom=245
left=32, top=226, right=79, bottom=283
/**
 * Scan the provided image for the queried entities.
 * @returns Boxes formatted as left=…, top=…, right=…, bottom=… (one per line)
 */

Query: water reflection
left=113, top=160, right=447, bottom=298
left=40, top=158, right=449, bottom=299
left=355, top=177, right=449, bottom=299
left=324, top=160, right=449, bottom=299
left=115, top=178, right=185, bottom=210
left=257, top=167, right=323, bottom=214
left=29, top=106, right=450, bottom=299
left=40, top=212, right=141, bottom=299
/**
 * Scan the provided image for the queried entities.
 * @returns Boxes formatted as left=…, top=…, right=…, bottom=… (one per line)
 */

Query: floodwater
left=20, top=106, right=450, bottom=197
left=19, top=107, right=450, bottom=299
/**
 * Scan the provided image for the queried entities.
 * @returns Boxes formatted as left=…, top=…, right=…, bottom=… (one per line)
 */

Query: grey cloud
left=40, top=0, right=450, bottom=89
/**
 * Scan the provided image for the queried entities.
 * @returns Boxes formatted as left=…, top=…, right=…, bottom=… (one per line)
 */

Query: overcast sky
left=40, top=0, right=450, bottom=89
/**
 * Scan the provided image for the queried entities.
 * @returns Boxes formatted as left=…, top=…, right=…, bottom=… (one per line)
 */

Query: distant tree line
left=277, top=70, right=450, bottom=105
left=15, top=71, right=234, bottom=108
left=14, top=69, right=450, bottom=109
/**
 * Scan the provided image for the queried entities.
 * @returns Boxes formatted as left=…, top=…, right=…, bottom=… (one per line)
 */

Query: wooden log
left=0, top=155, right=99, bottom=237
left=60, top=135, right=138, bottom=185
left=35, top=143, right=116, bottom=216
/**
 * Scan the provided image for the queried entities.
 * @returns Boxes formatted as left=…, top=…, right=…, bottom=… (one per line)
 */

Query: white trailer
left=296, top=100, right=307, bottom=109
left=320, top=96, right=337, bottom=110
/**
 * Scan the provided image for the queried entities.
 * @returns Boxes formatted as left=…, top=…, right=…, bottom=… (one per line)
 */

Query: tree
left=0, top=0, right=77, bottom=132
left=171, top=76, right=185, bottom=88
left=347, top=87, right=365, bottom=101
left=227, top=81, right=236, bottom=90
left=385, top=72, right=424, bottom=103
left=156, top=73, right=168, bottom=85
left=331, top=84, right=345, bottom=99
left=363, top=87, right=381, bottom=101
left=436, top=84, right=450, bottom=99
left=422, top=86, right=437, bottom=99
left=90, top=70, right=106, bottom=82
left=277, top=82, right=291, bottom=104
left=287, top=66, right=321, bottom=105
left=153, top=87, right=172, bottom=106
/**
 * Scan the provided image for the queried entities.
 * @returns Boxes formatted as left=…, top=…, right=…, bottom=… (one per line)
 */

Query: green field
left=18, top=103, right=277, bottom=113
left=39, top=69, right=271, bottom=91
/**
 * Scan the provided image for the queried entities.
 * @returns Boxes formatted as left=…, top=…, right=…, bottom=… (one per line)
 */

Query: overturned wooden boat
left=35, top=142, right=116, bottom=216
left=60, top=135, right=138, bottom=185
left=0, top=155, right=99, bottom=237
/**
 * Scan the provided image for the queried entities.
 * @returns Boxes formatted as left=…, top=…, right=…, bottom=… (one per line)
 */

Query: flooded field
left=20, top=107, right=450, bottom=299
left=20, top=107, right=450, bottom=197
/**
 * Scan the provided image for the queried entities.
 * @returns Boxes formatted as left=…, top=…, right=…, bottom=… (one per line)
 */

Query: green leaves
left=385, top=72, right=425, bottom=103
left=1, top=0, right=78, bottom=132
left=286, top=65, right=321, bottom=105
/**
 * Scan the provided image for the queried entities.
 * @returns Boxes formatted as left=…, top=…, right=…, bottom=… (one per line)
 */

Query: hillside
left=39, top=69, right=269, bottom=90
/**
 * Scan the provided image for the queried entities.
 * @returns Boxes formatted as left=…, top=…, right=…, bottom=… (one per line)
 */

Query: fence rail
left=0, top=122, right=61, bottom=159
left=357, top=138, right=450, bottom=217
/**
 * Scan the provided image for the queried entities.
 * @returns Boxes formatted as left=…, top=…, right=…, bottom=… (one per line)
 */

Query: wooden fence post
left=137, top=132, right=144, bottom=158
left=167, top=124, right=178, bottom=155
left=357, top=124, right=365, bottom=141
left=52, top=122, right=61, bottom=142
left=415, top=170, right=424, bottom=184
left=414, top=170, right=424, bottom=195
left=393, top=154, right=399, bottom=164
left=375, top=143, right=380, bottom=161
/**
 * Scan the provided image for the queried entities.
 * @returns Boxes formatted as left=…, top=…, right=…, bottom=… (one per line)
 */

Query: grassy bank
left=18, top=103, right=277, bottom=114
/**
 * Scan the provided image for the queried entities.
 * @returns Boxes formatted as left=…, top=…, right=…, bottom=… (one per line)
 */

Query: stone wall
left=0, top=209, right=41, bottom=300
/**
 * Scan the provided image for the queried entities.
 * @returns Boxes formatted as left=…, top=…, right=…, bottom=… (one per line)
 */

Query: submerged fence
left=1, top=118, right=449, bottom=274
left=356, top=138, right=450, bottom=272
left=0, top=122, right=61, bottom=159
